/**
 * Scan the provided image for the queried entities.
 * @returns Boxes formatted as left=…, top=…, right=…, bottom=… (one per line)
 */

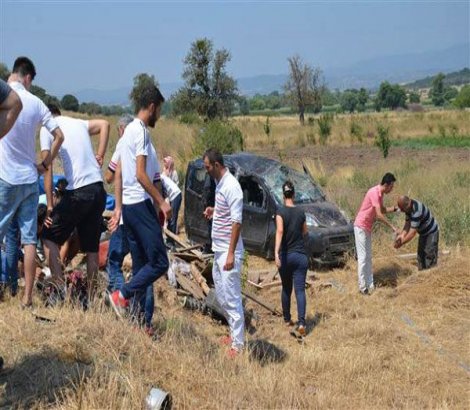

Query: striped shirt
left=406, top=200, right=438, bottom=236
left=212, top=170, right=244, bottom=253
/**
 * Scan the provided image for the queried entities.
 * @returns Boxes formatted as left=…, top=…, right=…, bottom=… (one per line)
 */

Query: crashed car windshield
left=264, top=164, right=325, bottom=205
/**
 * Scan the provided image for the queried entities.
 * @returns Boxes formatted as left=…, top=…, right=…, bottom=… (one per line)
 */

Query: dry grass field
left=3, top=110, right=469, bottom=408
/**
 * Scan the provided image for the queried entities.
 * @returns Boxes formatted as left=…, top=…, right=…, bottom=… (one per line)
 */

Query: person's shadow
left=0, top=349, right=92, bottom=409
left=374, top=262, right=413, bottom=288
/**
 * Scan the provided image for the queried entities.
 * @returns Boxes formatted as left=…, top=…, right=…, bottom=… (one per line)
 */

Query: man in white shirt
left=0, top=57, right=64, bottom=307
left=203, top=148, right=245, bottom=357
left=109, top=85, right=171, bottom=330
left=39, top=104, right=109, bottom=299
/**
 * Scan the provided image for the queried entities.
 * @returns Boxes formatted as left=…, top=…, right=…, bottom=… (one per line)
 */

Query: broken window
left=187, top=166, right=207, bottom=195
left=264, top=164, right=324, bottom=205
left=239, top=176, right=266, bottom=209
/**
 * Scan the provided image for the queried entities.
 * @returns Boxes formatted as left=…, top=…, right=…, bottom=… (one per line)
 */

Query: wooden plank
left=241, top=289, right=282, bottom=316
left=176, top=243, right=203, bottom=253
left=190, top=263, right=211, bottom=296
left=171, top=252, right=202, bottom=262
left=164, top=229, right=204, bottom=260
left=175, top=271, right=205, bottom=300
left=247, top=280, right=263, bottom=289
left=260, top=270, right=278, bottom=285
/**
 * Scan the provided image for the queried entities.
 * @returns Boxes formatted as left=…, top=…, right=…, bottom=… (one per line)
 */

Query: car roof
left=191, top=152, right=280, bottom=176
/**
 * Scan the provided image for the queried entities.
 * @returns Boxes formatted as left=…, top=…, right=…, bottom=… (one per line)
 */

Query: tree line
left=2, top=40, right=469, bottom=125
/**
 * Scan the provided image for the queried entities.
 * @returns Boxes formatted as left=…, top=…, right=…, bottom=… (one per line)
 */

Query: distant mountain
left=72, top=42, right=469, bottom=104
left=405, top=68, right=470, bottom=89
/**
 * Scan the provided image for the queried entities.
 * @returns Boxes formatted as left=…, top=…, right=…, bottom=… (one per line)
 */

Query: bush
left=454, top=85, right=470, bottom=108
left=192, top=120, right=244, bottom=157
left=179, top=112, right=202, bottom=125
left=350, top=120, right=363, bottom=142
left=306, top=131, right=316, bottom=145
left=375, top=124, right=391, bottom=158
left=317, top=114, right=333, bottom=145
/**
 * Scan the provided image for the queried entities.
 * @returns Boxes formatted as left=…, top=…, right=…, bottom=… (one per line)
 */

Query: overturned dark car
left=184, top=153, right=355, bottom=266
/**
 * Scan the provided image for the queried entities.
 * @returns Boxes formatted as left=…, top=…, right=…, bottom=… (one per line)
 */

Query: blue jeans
left=122, top=199, right=169, bottom=327
left=0, top=178, right=38, bottom=245
left=107, top=224, right=130, bottom=292
left=0, top=219, right=20, bottom=293
left=167, top=193, right=182, bottom=237
left=279, top=252, right=308, bottom=326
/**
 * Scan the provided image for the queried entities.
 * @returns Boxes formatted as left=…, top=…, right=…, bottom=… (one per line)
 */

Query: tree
left=454, top=85, right=470, bottom=108
left=340, top=90, right=358, bottom=113
left=408, top=91, right=420, bottom=103
left=0, top=63, right=9, bottom=81
left=284, top=55, right=325, bottom=125
left=357, top=88, right=368, bottom=112
left=173, top=38, right=238, bottom=119
left=129, top=73, right=159, bottom=112
left=238, top=96, right=250, bottom=115
left=430, top=73, right=446, bottom=106
left=374, top=81, right=406, bottom=111
left=61, top=94, right=79, bottom=112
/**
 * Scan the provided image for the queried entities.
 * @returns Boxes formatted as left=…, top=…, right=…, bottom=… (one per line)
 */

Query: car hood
left=297, top=201, right=349, bottom=228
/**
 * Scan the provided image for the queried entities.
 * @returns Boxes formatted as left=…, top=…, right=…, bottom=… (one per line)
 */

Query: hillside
left=406, top=67, right=470, bottom=89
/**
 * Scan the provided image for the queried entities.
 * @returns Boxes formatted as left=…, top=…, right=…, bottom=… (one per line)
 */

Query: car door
left=238, top=175, right=271, bottom=253
left=184, top=161, right=210, bottom=243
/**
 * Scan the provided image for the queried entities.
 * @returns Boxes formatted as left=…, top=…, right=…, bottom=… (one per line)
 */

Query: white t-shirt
left=161, top=174, right=181, bottom=202
left=118, top=118, right=160, bottom=205
left=0, top=82, right=59, bottom=184
left=212, top=170, right=244, bottom=253
left=40, top=116, right=102, bottom=190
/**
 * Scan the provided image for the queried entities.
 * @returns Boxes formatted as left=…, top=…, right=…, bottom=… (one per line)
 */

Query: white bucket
left=145, top=387, right=172, bottom=409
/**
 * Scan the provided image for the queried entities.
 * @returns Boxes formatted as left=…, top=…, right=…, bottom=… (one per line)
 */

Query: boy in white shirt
left=40, top=104, right=109, bottom=299
left=0, top=57, right=64, bottom=307
left=109, top=85, right=171, bottom=330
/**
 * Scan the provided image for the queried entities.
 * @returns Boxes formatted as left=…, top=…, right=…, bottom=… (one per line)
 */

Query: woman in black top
left=275, top=181, right=308, bottom=336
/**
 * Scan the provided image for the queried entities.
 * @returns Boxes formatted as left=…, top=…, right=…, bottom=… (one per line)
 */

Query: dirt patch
left=255, top=145, right=470, bottom=172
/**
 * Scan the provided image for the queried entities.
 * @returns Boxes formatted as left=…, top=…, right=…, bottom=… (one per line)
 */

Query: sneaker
left=359, top=288, right=369, bottom=295
left=144, top=326, right=155, bottom=338
left=219, top=335, right=233, bottom=346
left=297, top=325, right=306, bottom=337
left=285, top=320, right=295, bottom=327
left=108, top=290, right=129, bottom=318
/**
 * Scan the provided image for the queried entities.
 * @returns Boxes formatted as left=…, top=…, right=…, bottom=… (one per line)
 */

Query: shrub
left=438, top=124, right=447, bottom=138
left=350, top=120, right=363, bottom=142
left=179, top=112, right=202, bottom=125
left=307, top=117, right=315, bottom=126
left=192, top=120, right=244, bottom=157
left=317, top=114, right=333, bottom=145
left=306, top=131, right=316, bottom=145
left=375, top=124, right=391, bottom=158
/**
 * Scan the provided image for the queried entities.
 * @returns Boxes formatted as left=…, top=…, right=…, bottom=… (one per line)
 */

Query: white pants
left=354, top=226, right=374, bottom=292
left=213, top=251, right=245, bottom=350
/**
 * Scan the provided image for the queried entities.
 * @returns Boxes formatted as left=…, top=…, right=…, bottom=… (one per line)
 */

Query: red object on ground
left=98, top=240, right=109, bottom=269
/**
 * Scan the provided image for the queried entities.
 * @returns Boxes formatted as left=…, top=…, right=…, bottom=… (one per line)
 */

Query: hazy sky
left=1, top=0, right=468, bottom=94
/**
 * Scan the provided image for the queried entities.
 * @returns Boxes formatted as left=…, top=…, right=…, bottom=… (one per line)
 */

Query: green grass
left=392, top=135, right=470, bottom=149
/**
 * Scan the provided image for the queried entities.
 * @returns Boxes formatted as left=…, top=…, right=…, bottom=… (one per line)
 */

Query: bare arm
left=274, top=215, right=283, bottom=268
left=41, top=150, right=54, bottom=226
left=104, top=168, right=115, bottom=184
left=88, top=119, right=110, bottom=166
left=374, top=204, right=398, bottom=233
left=0, top=89, right=22, bottom=139
left=108, top=161, right=122, bottom=233
left=136, top=155, right=171, bottom=219
left=223, top=222, right=242, bottom=271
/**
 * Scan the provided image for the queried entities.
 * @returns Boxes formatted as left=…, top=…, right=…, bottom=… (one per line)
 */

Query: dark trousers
left=107, top=224, right=130, bottom=292
left=166, top=193, right=182, bottom=245
left=122, top=199, right=169, bottom=326
left=417, top=230, right=439, bottom=270
left=279, top=252, right=308, bottom=326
